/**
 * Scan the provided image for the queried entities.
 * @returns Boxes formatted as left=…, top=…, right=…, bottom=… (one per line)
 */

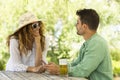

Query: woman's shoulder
left=10, top=36, right=18, bottom=43
left=45, top=35, right=49, bottom=40
left=45, top=35, right=50, bottom=43
left=10, top=36, right=18, bottom=39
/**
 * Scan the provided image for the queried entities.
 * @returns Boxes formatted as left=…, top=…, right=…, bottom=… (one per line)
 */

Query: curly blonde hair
left=7, top=21, right=45, bottom=55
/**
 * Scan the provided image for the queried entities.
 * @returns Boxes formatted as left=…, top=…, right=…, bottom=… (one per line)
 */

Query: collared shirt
left=6, top=36, right=49, bottom=72
left=68, top=33, right=113, bottom=80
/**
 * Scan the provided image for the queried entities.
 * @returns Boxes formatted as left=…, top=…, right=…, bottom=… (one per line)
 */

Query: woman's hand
left=27, top=66, right=45, bottom=73
left=33, top=66, right=45, bottom=73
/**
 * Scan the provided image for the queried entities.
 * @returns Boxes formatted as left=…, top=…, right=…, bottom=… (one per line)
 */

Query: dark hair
left=76, top=9, right=99, bottom=30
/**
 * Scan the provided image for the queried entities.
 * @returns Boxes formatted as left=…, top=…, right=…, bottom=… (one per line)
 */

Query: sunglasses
left=31, top=22, right=40, bottom=29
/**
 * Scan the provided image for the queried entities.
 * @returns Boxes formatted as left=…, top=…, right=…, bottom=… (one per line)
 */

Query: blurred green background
left=0, top=0, right=120, bottom=77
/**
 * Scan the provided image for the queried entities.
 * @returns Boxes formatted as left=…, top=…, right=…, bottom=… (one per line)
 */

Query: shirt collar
left=84, top=33, right=98, bottom=46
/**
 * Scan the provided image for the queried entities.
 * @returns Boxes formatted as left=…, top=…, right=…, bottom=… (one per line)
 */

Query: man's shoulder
left=87, top=34, right=108, bottom=49
left=91, top=34, right=107, bottom=44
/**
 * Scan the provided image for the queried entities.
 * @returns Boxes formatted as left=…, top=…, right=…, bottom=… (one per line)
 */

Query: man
left=45, top=9, right=113, bottom=80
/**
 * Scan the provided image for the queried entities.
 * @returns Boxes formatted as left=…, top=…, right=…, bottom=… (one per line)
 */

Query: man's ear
left=83, top=24, right=88, bottom=30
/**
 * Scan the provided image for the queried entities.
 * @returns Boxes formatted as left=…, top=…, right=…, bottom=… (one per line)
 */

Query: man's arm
left=68, top=42, right=105, bottom=77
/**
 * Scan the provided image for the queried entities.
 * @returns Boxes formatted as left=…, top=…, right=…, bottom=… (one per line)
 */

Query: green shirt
left=68, top=33, right=113, bottom=80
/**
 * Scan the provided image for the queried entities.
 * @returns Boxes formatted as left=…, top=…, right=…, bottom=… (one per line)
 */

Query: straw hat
left=16, top=12, right=41, bottom=32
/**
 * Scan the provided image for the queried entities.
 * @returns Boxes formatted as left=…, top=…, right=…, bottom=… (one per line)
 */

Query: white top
left=6, top=37, right=49, bottom=72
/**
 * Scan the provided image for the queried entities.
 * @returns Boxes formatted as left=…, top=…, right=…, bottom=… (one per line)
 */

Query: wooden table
left=0, top=71, right=87, bottom=80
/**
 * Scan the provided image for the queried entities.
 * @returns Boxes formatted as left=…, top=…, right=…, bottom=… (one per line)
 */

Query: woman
left=6, top=12, right=49, bottom=73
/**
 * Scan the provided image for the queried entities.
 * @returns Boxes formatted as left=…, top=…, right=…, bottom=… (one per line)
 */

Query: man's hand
left=45, top=62, right=60, bottom=75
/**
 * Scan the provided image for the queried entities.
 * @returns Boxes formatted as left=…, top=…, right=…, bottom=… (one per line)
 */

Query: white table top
left=0, top=71, right=88, bottom=80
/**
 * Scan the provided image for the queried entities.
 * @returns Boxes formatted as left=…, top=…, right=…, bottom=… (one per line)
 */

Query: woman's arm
left=6, top=38, right=44, bottom=73
left=27, top=66, right=45, bottom=73
left=42, top=36, right=49, bottom=64
left=6, top=39, right=28, bottom=71
left=34, top=36, right=42, bottom=66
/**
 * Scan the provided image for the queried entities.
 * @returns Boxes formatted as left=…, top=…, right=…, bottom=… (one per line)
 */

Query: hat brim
left=15, top=19, right=42, bottom=33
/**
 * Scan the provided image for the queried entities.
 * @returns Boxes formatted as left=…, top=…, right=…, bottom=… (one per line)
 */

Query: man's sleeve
left=68, top=41, right=105, bottom=77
